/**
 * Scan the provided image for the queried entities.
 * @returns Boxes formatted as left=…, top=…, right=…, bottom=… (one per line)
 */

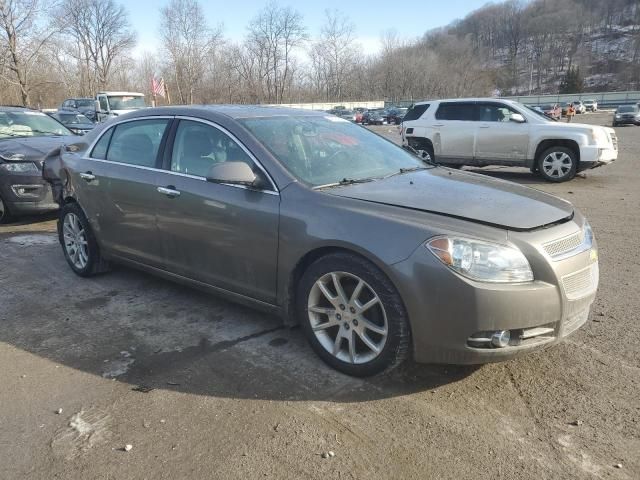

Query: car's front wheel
left=59, top=202, right=108, bottom=277
left=297, top=252, right=410, bottom=376
left=538, top=146, right=577, bottom=182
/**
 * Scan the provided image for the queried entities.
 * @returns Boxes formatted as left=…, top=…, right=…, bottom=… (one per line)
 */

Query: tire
left=297, top=252, right=410, bottom=377
left=414, top=141, right=435, bottom=163
left=59, top=202, right=109, bottom=277
left=537, top=146, right=577, bottom=183
left=0, top=194, right=14, bottom=224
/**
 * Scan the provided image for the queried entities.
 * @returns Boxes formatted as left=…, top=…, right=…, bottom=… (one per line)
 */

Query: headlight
left=0, top=153, right=25, bottom=161
left=426, top=236, right=534, bottom=283
left=0, top=162, right=39, bottom=173
left=615, top=114, right=621, bottom=119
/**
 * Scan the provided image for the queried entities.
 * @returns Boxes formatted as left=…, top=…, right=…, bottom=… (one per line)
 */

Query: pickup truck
left=94, top=91, right=146, bottom=121
left=401, top=98, right=618, bottom=182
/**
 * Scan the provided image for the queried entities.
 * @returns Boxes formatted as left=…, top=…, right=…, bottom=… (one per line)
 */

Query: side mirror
left=206, top=162, right=257, bottom=186
left=510, top=113, right=525, bottom=123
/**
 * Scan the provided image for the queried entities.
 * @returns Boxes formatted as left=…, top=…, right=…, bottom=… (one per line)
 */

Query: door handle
left=433, top=123, right=444, bottom=127
left=79, top=172, right=96, bottom=182
left=479, top=124, right=490, bottom=128
left=157, top=186, right=181, bottom=198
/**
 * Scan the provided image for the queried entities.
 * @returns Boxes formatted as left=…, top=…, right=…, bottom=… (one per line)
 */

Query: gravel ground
left=1, top=112, right=638, bottom=479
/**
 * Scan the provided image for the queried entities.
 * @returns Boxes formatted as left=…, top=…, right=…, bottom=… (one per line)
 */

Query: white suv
left=401, top=98, right=618, bottom=182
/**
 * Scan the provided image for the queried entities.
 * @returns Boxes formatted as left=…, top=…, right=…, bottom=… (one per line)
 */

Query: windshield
left=56, top=113, right=91, bottom=124
left=240, top=115, right=426, bottom=187
left=0, top=111, right=72, bottom=138
left=617, top=106, right=637, bottom=113
left=75, top=99, right=94, bottom=108
left=107, top=95, right=145, bottom=110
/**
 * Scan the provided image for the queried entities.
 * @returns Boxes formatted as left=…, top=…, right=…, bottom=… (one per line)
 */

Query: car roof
left=0, top=105, right=39, bottom=112
left=412, top=98, right=520, bottom=106
left=123, top=105, right=329, bottom=120
left=64, top=98, right=93, bottom=101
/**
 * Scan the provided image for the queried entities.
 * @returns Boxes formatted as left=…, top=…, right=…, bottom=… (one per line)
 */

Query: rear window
left=435, top=103, right=477, bottom=121
left=403, top=104, right=430, bottom=121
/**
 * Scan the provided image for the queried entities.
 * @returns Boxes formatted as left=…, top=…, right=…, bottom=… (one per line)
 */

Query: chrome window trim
left=82, top=114, right=279, bottom=196
left=84, top=115, right=175, bottom=161
left=174, top=115, right=279, bottom=194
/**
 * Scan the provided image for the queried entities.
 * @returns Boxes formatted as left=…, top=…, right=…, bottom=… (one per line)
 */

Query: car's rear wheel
left=59, top=202, right=108, bottom=277
left=0, top=194, right=13, bottom=224
left=297, top=252, right=410, bottom=376
left=538, top=146, right=577, bottom=182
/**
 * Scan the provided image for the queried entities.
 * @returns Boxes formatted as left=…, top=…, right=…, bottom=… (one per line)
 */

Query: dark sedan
left=362, top=108, right=386, bottom=125
left=51, top=112, right=95, bottom=135
left=385, top=107, right=408, bottom=125
left=44, top=106, right=598, bottom=376
left=0, top=106, right=73, bottom=223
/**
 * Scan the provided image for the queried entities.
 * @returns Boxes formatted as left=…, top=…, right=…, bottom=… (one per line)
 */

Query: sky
left=127, top=0, right=491, bottom=57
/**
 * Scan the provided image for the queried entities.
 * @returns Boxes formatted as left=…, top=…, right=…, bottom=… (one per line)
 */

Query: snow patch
left=5, top=234, right=57, bottom=246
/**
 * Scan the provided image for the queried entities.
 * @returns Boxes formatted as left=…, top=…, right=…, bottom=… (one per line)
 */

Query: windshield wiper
left=384, top=166, right=429, bottom=179
left=314, top=177, right=376, bottom=189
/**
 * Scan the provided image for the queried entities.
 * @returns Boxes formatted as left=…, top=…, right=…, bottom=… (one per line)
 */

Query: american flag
left=151, top=77, right=165, bottom=98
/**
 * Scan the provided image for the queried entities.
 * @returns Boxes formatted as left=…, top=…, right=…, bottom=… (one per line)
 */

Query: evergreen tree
left=559, top=67, right=584, bottom=94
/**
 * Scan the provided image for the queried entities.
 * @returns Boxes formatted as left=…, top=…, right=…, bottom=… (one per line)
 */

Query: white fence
left=267, top=100, right=385, bottom=111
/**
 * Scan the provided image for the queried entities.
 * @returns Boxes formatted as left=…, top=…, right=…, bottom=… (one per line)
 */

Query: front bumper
left=391, top=218, right=598, bottom=364
left=579, top=143, right=617, bottom=168
left=0, top=173, right=58, bottom=215
left=613, top=117, right=640, bottom=125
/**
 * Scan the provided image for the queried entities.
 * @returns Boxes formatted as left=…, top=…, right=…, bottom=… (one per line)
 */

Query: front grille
left=543, top=231, right=583, bottom=259
left=562, top=264, right=599, bottom=300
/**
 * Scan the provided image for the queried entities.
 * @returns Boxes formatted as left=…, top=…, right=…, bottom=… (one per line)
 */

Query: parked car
left=60, top=98, right=97, bottom=122
left=327, top=108, right=355, bottom=121
left=583, top=99, right=598, bottom=112
left=572, top=101, right=586, bottom=114
left=51, top=112, right=95, bottom=135
left=0, top=106, right=73, bottom=223
left=612, top=104, right=640, bottom=126
left=401, top=98, right=617, bottom=182
left=385, top=107, right=409, bottom=125
left=362, top=108, right=386, bottom=125
left=540, top=104, right=561, bottom=120
left=95, top=91, right=146, bottom=122
left=353, top=107, right=367, bottom=123
left=44, top=106, right=599, bottom=376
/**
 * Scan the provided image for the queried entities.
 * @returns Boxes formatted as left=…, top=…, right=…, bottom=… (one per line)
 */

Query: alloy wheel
left=307, top=271, right=388, bottom=364
left=63, top=212, right=89, bottom=270
left=542, top=151, right=573, bottom=179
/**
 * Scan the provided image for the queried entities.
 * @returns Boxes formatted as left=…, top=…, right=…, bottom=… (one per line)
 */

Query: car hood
left=327, top=168, right=574, bottom=231
left=0, top=136, right=73, bottom=164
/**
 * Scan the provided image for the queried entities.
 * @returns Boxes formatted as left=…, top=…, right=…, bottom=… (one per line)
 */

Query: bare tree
left=246, top=1, right=306, bottom=103
left=310, top=9, right=360, bottom=101
left=58, top=0, right=136, bottom=92
left=160, top=0, right=222, bottom=104
left=0, top=0, right=58, bottom=106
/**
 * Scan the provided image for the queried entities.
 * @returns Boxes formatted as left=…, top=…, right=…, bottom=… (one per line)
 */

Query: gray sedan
left=44, top=106, right=599, bottom=376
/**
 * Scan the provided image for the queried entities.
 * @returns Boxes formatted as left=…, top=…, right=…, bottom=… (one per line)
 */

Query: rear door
left=474, top=102, right=530, bottom=163
left=155, top=118, right=280, bottom=303
left=432, top=102, right=477, bottom=164
left=82, top=117, right=172, bottom=266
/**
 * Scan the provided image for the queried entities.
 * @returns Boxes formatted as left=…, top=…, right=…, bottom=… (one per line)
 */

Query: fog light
left=491, top=330, right=510, bottom=348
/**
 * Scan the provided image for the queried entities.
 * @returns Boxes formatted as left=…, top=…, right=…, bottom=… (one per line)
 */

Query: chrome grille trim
left=562, top=264, right=599, bottom=300
left=543, top=231, right=584, bottom=259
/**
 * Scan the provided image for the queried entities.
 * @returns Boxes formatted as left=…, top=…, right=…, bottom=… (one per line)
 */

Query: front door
left=474, top=103, right=530, bottom=163
left=85, top=117, right=171, bottom=267
left=155, top=119, right=280, bottom=303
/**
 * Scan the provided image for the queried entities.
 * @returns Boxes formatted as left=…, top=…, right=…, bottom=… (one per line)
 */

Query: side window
left=106, top=119, right=169, bottom=167
left=435, top=103, right=477, bottom=121
left=477, top=104, right=519, bottom=122
left=98, top=96, right=108, bottom=111
left=403, top=104, right=429, bottom=121
left=90, top=127, right=114, bottom=159
left=170, top=120, right=254, bottom=178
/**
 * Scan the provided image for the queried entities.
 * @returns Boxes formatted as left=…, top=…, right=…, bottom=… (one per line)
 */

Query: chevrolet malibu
left=43, top=106, right=599, bottom=376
